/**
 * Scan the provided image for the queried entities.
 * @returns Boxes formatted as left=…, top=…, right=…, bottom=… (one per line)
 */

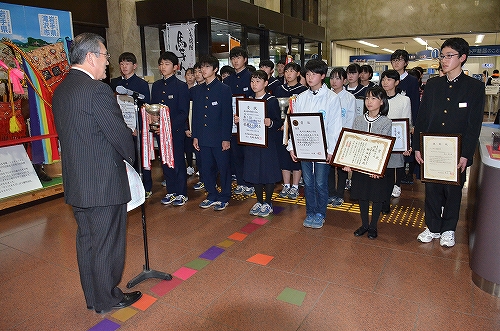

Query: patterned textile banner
left=163, top=22, right=196, bottom=82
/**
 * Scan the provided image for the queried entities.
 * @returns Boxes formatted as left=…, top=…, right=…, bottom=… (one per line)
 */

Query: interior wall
left=321, top=0, right=500, bottom=65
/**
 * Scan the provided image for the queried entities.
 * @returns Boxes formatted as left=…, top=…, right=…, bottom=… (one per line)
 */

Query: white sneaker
left=417, top=228, right=441, bottom=243
left=186, top=166, right=195, bottom=176
left=391, top=185, right=401, bottom=198
left=249, top=202, right=262, bottom=215
left=440, top=231, right=455, bottom=247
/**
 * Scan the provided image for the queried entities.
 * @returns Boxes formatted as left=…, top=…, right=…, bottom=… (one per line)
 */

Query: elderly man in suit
left=52, top=33, right=142, bottom=314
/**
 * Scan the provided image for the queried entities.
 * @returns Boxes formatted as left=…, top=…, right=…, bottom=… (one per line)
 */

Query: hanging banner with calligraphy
left=164, top=22, right=196, bottom=81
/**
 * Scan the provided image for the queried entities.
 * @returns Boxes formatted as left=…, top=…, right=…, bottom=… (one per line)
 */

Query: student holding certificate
left=234, top=70, right=282, bottom=217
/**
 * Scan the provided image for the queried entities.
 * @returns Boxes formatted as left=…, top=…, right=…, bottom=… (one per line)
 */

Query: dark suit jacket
left=53, top=69, right=135, bottom=208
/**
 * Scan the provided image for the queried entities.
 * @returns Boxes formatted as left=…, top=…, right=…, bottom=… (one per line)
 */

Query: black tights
left=359, top=199, right=382, bottom=229
left=255, top=183, right=275, bottom=204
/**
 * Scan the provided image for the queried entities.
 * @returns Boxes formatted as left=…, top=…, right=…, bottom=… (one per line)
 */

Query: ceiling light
left=441, top=3, right=448, bottom=9
left=475, top=34, right=485, bottom=43
left=475, top=0, right=479, bottom=5
left=357, top=40, right=379, bottom=48
left=221, top=44, right=226, bottom=47
left=382, top=48, right=395, bottom=53
left=413, top=38, right=427, bottom=46
left=408, top=5, right=414, bottom=10
left=216, top=33, right=223, bottom=36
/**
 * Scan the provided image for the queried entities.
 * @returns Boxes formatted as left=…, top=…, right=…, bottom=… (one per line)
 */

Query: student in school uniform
left=234, top=70, right=282, bottom=217
left=346, top=63, right=368, bottom=98
left=191, top=62, right=206, bottom=191
left=276, top=59, right=286, bottom=85
left=380, top=69, right=412, bottom=213
left=184, top=68, right=196, bottom=177
left=192, top=54, right=233, bottom=211
left=151, top=51, right=190, bottom=206
left=259, top=59, right=280, bottom=95
left=360, top=64, right=376, bottom=89
left=390, top=49, right=421, bottom=184
left=274, top=62, right=307, bottom=200
left=327, top=67, right=356, bottom=207
left=345, top=86, right=392, bottom=239
left=287, top=59, right=343, bottom=229
left=109, top=52, right=152, bottom=198
left=223, top=46, right=254, bottom=196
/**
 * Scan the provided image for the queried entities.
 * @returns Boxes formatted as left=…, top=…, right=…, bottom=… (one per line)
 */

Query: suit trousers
left=72, top=204, right=127, bottom=311
left=424, top=177, right=465, bottom=233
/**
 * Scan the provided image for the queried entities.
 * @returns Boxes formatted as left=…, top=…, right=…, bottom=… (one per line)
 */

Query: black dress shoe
left=354, top=226, right=368, bottom=237
left=368, top=228, right=378, bottom=239
left=112, top=291, right=142, bottom=309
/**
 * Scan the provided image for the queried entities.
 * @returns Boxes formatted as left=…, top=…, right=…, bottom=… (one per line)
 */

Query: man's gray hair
left=69, top=33, right=105, bottom=65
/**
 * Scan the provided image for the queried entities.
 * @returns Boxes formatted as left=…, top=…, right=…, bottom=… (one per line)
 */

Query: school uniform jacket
left=151, top=75, right=190, bottom=135
left=413, top=72, right=485, bottom=166
left=223, top=67, right=252, bottom=97
left=191, top=78, right=233, bottom=147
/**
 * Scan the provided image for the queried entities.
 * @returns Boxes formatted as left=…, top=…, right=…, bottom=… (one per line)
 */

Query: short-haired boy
left=413, top=37, right=484, bottom=247
left=110, top=52, right=152, bottom=197
left=192, top=54, right=233, bottom=211
left=223, top=46, right=254, bottom=196
left=287, top=59, right=343, bottom=229
left=151, top=51, right=190, bottom=206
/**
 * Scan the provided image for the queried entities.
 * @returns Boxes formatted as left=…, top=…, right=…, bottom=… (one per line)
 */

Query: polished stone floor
left=1, top=166, right=500, bottom=331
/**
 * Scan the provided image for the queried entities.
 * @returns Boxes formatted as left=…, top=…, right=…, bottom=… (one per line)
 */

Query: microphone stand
left=127, top=92, right=172, bottom=288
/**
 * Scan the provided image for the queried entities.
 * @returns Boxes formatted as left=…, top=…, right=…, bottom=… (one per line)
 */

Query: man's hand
left=289, top=150, right=298, bottom=162
left=193, top=138, right=200, bottom=151
left=222, top=140, right=230, bottom=151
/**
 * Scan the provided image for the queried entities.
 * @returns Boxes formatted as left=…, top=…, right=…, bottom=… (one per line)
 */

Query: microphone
left=116, top=85, right=145, bottom=100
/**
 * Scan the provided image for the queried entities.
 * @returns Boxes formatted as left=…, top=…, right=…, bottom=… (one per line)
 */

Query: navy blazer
left=53, top=69, right=135, bottom=208
left=191, top=78, right=233, bottom=147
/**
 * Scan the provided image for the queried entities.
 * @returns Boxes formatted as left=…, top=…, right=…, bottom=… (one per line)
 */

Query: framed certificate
left=288, top=113, right=327, bottom=161
left=331, top=128, right=395, bottom=177
left=232, top=94, right=245, bottom=134
left=236, top=98, right=268, bottom=147
left=420, top=133, right=461, bottom=185
left=391, top=118, right=410, bottom=153
left=117, top=95, right=136, bottom=131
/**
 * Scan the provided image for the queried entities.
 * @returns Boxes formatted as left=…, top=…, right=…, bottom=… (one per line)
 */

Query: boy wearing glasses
left=413, top=37, right=484, bottom=248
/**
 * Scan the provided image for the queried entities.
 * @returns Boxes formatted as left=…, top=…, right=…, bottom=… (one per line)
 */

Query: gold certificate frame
left=236, top=98, right=268, bottom=148
left=288, top=113, right=328, bottom=162
left=420, top=133, right=461, bottom=185
left=391, top=118, right=410, bottom=153
left=331, top=128, right=395, bottom=177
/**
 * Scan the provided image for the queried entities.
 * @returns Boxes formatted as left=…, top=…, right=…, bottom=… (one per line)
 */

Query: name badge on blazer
left=459, top=102, right=467, bottom=108
left=243, top=87, right=249, bottom=91
left=212, top=101, right=218, bottom=106
left=168, top=95, right=174, bottom=99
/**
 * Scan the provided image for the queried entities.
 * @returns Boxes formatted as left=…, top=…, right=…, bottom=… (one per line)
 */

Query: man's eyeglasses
left=439, top=53, right=459, bottom=60
left=96, top=52, right=111, bottom=60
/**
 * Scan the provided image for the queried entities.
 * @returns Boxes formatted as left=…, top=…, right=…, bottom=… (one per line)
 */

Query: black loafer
left=354, top=226, right=368, bottom=236
left=112, top=291, right=142, bottom=309
left=368, top=228, right=378, bottom=239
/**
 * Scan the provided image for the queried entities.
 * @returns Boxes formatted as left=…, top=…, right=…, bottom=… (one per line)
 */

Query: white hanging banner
left=163, top=22, right=197, bottom=81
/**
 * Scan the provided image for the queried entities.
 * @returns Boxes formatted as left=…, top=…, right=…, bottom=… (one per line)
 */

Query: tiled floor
left=1, top=168, right=500, bottom=331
